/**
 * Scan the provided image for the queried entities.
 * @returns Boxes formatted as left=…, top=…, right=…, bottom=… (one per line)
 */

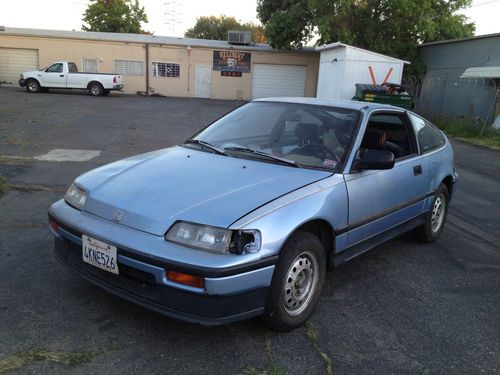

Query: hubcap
left=91, top=85, right=100, bottom=95
left=431, top=194, right=446, bottom=233
left=283, top=251, right=319, bottom=316
left=28, top=82, right=37, bottom=91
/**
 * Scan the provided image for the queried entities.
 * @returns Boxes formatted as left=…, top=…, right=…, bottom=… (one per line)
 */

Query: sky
left=0, top=0, right=499, bottom=38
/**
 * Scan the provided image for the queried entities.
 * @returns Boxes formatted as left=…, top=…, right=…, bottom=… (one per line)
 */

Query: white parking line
left=33, top=149, right=101, bottom=162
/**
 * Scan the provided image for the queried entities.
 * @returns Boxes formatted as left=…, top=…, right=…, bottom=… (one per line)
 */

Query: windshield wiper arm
left=224, top=147, right=299, bottom=167
left=184, top=139, right=228, bottom=156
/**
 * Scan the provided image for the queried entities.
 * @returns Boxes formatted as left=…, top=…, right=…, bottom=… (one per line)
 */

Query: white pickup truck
left=19, top=61, right=124, bottom=96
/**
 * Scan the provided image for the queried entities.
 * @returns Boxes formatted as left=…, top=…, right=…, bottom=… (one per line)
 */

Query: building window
left=113, top=60, right=144, bottom=76
left=82, top=58, right=98, bottom=73
left=152, top=62, right=180, bottom=78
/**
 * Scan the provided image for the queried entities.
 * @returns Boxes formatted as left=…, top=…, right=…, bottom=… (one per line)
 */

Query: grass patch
left=434, top=118, right=500, bottom=150
left=242, top=364, right=286, bottom=375
left=0, top=348, right=99, bottom=373
left=0, top=176, right=7, bottom=195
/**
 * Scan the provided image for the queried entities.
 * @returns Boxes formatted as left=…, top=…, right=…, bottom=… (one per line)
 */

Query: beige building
left=0, top=27, right=319, bottom=100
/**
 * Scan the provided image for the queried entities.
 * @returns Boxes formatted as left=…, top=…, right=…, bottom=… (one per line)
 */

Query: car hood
left=77, top=146, right=331, bottom=235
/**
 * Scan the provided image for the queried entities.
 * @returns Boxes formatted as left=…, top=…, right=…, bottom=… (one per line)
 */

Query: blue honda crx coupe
left=49, top=98, right=458, bottom=331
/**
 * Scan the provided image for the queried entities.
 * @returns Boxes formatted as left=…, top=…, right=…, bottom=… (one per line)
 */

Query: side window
left=46, top=63, right=63, bottom=73
left=68, top=63, right=78, bottom=73
left=361, top=112, right=416, bottom=159
left=409, top=114, right=446, bottom=153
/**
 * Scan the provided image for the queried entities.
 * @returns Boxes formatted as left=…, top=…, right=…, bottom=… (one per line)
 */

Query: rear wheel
left=262, top=231, right=326, bottom=331
left=26, top=79, right=41, bottom=93
left=415, top=183, right=449, bottom=242
left=88, top=82, right=104, bottom=96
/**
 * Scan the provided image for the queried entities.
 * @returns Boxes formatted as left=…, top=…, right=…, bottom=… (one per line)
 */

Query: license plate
left=82, top=235, right=119, bottom=275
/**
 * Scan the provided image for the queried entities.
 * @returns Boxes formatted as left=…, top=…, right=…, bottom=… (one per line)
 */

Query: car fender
left=229, top=173, right=349, bottom=259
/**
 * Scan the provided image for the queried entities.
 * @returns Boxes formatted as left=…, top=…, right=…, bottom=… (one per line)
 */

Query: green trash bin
left=352, top=83, right=414, bottom=110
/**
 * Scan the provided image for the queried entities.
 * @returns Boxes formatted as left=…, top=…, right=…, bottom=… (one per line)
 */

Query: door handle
left=59, top=74, right=65, bottom=77
left=413, top=165, right=422, bottom=176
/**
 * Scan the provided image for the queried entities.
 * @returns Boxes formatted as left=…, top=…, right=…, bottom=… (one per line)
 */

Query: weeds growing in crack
left=306, top=321, right=334, bottom=375
left=241, top=334, right=286, bottom=375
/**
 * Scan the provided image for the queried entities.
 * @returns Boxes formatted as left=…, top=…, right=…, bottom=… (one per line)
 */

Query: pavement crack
left=305, top=321, right=334, bottom=375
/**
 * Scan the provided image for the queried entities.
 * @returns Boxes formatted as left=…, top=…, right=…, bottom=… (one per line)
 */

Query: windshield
left=192, top=102, right=360, bottom=170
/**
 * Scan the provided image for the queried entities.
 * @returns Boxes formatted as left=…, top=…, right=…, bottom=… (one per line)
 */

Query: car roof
left=253, top=97, right=400, bottom=111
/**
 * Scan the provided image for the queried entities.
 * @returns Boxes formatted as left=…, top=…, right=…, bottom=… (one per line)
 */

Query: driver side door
left=345, top=110, right=429, bottom=246
left=41, top=63, right=66, bottom=88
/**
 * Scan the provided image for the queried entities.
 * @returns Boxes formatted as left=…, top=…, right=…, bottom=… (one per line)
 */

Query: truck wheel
left=26, top=79, right=41, bottom=93
left=89, top=82, right=104, bottom=96
left=262, top=231, right=326, bottom=332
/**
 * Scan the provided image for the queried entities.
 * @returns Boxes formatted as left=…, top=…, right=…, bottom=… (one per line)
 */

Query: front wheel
left=262, top=231, right=326, bottom=331
left=415, top=183, right=449, bottom=242
left=26, top=79, right=41, bottom=93
left=88, top=82, right=104, bottom=96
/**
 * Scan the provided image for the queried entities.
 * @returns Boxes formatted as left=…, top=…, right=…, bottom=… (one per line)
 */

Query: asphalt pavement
left=0, top=88, right=498, bottom=374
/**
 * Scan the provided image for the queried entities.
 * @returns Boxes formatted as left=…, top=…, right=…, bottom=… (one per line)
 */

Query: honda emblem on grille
left=112, top=210, right=124, bottom=222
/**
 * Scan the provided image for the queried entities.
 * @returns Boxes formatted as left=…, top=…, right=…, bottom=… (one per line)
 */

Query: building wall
left=0, top=33, right=319, bottom=100
left=316, top=48, right=346, bottom=99
left=316, top=46, right=405, bottom=100
left=417, top=36, right=500, bottom=122
left=342, top=47, right=404, bottom=100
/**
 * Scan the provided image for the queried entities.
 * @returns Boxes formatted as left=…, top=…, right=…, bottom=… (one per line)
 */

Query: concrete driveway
left=0, top=88, right=499, bottom=374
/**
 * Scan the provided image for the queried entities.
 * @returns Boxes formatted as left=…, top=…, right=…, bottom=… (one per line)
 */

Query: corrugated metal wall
left=416, top=36, right=500, bottom=123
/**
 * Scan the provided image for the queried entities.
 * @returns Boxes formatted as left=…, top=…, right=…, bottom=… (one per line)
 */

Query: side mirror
left=354, top=149, right=395, bottom=171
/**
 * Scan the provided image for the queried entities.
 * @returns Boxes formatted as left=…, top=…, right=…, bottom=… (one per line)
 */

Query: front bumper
left=18, top=79, right=26, bottom=87
left=54, top=238, right=268, bottom=325
left=48, top=200, right=276, bottom=325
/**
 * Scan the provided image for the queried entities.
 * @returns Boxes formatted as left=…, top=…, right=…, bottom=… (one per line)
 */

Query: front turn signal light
left=166, top=270, right=205, bottom=289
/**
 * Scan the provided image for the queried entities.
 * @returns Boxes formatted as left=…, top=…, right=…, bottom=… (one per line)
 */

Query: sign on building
left=213, top=51, right=251, bottom=73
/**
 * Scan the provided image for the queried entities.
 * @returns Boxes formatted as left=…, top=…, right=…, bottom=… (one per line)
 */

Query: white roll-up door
left=0, top=48, right=39, bottom=86
left=252, top=64, right=306, bottom=99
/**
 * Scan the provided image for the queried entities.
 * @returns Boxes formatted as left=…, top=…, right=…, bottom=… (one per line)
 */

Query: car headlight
left=64, top=184, right=87, bottom=210
left=165, top=221, right=261, bottom=255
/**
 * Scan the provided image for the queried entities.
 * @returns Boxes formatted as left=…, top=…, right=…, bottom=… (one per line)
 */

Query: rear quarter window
left=409, top=114, right=446, bottom=153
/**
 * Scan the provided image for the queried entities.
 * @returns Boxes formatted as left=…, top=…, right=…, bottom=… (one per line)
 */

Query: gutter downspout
left=145, top=43, right=150, bottom=96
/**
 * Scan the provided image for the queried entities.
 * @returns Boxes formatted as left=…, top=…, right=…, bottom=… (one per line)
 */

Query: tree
left=257, top=0, right=475, bottom=75
left=82, top=0, right=149, bottom=34
left=185, top=15, right=267, bottom=43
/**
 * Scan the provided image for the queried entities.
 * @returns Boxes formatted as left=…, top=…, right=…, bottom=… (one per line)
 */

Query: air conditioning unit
left=228, top=30, right=252, bottom=45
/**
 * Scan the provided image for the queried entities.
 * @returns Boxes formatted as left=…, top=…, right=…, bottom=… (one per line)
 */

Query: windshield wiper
left=224, top=147, right=299, bottom=167
left=184, top=139, right=228, bottom=156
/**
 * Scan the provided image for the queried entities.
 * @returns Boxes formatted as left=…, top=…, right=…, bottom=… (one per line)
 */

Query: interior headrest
left=295, top=123, right=320, bottom=142
left=362, top=129, right=386, bottom=149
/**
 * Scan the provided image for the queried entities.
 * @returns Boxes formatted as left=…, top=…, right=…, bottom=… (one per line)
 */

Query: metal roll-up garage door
left=0, top=48, right=39, bottom=86
left=252, top=64, right=306, bottom=99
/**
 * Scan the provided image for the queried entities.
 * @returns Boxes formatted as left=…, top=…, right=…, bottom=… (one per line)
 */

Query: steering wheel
left=291, top=143, right=341, bottom=163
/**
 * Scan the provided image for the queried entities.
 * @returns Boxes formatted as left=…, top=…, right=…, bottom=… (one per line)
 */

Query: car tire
left=89, top=82, right=104, bottom=96
left=415, top=183, right=449, bottom=242
left=26, top=79, right=41, bottom=93
left=262, top=231, right=326, bottom=332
